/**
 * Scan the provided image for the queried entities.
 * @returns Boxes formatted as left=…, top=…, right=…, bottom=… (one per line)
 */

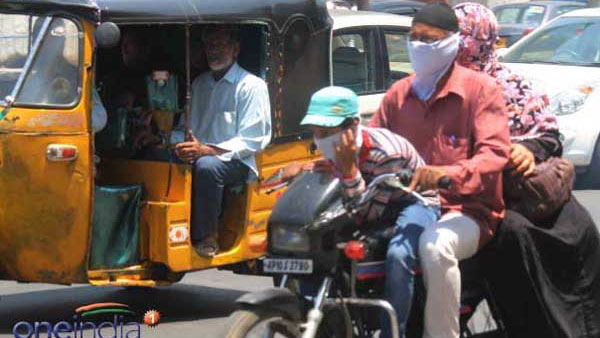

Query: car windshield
left=495, top=5, right=546, bottom=25
left=503, top=16, right=600, bottom=67
left=0, top=14, right=81, bottom=107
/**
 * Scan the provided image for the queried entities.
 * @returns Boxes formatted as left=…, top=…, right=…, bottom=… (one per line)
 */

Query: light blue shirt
left=172, top=63, right=272, bottom=178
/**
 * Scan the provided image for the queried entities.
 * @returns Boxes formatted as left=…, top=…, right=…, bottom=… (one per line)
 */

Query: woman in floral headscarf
left=455, top=2, right=561, bottom=171
left=454, top=3, right=600, bottom=338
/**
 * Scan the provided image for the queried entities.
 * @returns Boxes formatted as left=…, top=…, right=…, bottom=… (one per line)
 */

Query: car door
left=0, top=14, right=94, bottom=283
left=331, top=27, right=385, bottom=122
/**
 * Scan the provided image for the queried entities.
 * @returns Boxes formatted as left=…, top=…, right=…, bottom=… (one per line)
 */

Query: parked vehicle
left=0, top=0, right=414, bottom=287
left=501, top=7, right=600, bottom=186
left=492, top=1, right=584, bottom=48
left=330, top=10, right=413, bottom=121
left=369, top=0, right=425, bottom=17
left=223, top=171, right=505, bottom=338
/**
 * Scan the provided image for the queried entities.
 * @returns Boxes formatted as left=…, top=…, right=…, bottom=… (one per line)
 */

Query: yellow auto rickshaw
left=0, top=0, right=331, bottom=287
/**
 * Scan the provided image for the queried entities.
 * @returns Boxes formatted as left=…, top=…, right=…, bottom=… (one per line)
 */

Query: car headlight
left=270, top=224, right=310, bottom=252
left=550, top=85, right=594, bottom=116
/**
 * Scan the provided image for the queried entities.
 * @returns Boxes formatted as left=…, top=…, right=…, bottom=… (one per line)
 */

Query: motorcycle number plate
left=263, top=258, right=313, bottom=274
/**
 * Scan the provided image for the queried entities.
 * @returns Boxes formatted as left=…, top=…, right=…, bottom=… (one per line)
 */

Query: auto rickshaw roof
left=0, top=0, right=100, bottom=23
left=96, top=0, right=329, bottom=32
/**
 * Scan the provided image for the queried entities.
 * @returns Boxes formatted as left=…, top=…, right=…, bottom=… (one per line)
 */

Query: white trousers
left=419, top=212, right=481, bottom=338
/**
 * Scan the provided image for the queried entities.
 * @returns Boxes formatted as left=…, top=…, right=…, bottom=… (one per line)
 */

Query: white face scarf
left=313, top=125, right=363, bottom=163
left=407, top=33, right=460, bottom=101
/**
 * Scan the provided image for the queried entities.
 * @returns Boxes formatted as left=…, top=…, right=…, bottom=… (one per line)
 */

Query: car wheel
left=577, top=138, right=600, bottom=189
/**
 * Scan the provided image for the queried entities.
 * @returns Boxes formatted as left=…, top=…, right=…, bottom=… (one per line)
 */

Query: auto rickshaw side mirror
left=95, top=22, right=121, bottom=48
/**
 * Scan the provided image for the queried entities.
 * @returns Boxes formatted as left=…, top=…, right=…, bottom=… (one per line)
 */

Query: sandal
left=193, top=237, right=219, bottom=257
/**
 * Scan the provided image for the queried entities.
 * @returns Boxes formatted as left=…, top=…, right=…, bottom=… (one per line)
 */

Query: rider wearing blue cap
left=284, top=86, right=440, bottom=338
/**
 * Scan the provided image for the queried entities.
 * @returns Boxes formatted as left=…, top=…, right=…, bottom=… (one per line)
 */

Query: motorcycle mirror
left=95, top=22, right=120, bottom=49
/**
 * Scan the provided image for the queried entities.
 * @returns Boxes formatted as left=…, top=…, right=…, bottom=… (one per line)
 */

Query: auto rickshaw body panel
left=0, top=4, right=98, bottom=284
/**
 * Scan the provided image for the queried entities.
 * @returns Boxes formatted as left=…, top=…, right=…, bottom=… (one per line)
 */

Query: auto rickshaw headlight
left=270, top=225, right=310, bottom=253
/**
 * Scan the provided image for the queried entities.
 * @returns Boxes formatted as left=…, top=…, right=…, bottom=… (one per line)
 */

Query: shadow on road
left=0, top=283, right=247, bottom=333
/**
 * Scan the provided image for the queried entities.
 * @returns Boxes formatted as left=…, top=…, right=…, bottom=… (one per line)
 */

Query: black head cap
left=413, top=2, right=459, bottom=33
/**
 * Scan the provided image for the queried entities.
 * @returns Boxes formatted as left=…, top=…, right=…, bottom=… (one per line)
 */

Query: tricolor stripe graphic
left=75, top=303, right=136, bottom=318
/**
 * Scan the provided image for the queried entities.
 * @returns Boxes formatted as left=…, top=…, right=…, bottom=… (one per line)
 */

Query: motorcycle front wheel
left=222, top=308, right=301, bottom=338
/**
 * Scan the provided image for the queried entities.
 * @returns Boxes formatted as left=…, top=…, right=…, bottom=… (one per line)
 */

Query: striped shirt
left=342, top=126, right=440, bottom=222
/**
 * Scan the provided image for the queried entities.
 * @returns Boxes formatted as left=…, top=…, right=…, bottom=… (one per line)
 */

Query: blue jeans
left=191, top=156, right=248, bottom=241
left=381, top=201, right=440, bottom=338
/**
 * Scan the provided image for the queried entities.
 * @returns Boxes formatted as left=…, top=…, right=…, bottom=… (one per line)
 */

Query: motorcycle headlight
left=550, top=85, right=594, bottom=116
left=270, top=224, right=310, bottom=253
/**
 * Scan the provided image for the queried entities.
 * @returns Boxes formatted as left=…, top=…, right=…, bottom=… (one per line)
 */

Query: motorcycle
left=223, top=170, right=506, bottom=338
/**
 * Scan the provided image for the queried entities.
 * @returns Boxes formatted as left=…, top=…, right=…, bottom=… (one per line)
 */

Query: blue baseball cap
left=300, top=86, right=359, bottom=127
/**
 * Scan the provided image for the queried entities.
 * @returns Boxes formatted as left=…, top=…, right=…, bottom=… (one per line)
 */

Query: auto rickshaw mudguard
left=236, top=287, right=302, bottom=321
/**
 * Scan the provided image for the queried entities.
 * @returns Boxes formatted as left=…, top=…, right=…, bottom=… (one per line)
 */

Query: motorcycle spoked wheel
left=222, top=308, right=301, bottom=338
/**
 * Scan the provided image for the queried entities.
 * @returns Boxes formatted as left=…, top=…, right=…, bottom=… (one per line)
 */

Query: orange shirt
left=369, top=63, right=511, bottom=245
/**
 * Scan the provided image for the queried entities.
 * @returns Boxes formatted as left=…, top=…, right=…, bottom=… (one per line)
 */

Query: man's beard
left=208, top=54, right=233, bottom=71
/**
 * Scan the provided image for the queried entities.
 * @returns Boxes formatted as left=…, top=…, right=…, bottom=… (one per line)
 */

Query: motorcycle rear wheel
left=222, top=308, right=301, bottom=338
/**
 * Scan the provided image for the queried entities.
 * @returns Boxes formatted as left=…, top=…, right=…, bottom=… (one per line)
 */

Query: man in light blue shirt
left=172, top=26, right=271, bottom=257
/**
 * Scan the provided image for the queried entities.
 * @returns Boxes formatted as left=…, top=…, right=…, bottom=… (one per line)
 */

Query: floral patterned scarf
left=454, top=2, right=558, bottom=140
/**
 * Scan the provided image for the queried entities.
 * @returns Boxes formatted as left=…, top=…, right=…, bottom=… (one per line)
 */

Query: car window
left=332, top=29, right=378, bottom=94
left=503, top=16, right=600, bottom=66
left=495, top=5, right=546, bottom=25
left=522, top=5, right=546, bottom=25
left=553, top=6, right=581, bottom=18
left=383, top=29, right=412, bottom=87
left=496, top=7, right=522, bottom=24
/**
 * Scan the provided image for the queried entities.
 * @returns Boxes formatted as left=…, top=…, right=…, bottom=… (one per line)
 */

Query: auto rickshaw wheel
left=150, top=263, right=185, bottom=283
left=166, top=271, right=185, bottom=283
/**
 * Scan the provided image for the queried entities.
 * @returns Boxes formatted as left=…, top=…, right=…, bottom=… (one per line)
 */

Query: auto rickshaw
left=0, top=0, right=331, bottom=287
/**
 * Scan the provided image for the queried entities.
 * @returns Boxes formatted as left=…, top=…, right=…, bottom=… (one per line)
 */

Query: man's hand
left=280, top=162, right=315, bottom=182
left=175, top=134, right=217, bottom=163
left=408, top=166, right=448, bottom=192
left=334, top=128, right=359, bottom=178
left=508, top=143, right=536, bottom=177
left=313, top=159, right=335, bottom=174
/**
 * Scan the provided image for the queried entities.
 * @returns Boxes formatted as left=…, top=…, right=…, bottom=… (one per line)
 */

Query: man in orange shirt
left=369, top=3, right=511, bottom=338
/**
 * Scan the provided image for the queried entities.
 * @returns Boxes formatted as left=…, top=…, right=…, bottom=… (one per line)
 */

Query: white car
left=329, top=9, right=413, bottom=121
left=501, top=7, right=600, bottom=185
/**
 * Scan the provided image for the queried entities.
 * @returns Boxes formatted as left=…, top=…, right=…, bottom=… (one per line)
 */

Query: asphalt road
left=1, top=190, right=599, bottom=338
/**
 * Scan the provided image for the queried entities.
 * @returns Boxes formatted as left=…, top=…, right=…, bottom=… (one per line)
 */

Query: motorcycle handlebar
left=356, top=170, right=451, bottom=210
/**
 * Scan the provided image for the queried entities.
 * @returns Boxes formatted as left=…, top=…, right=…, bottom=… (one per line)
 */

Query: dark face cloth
left=413, top=2, right=459, bottom=32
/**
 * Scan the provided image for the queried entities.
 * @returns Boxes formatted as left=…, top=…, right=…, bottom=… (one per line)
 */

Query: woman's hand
left=508, top=143, right=536, bottom=177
